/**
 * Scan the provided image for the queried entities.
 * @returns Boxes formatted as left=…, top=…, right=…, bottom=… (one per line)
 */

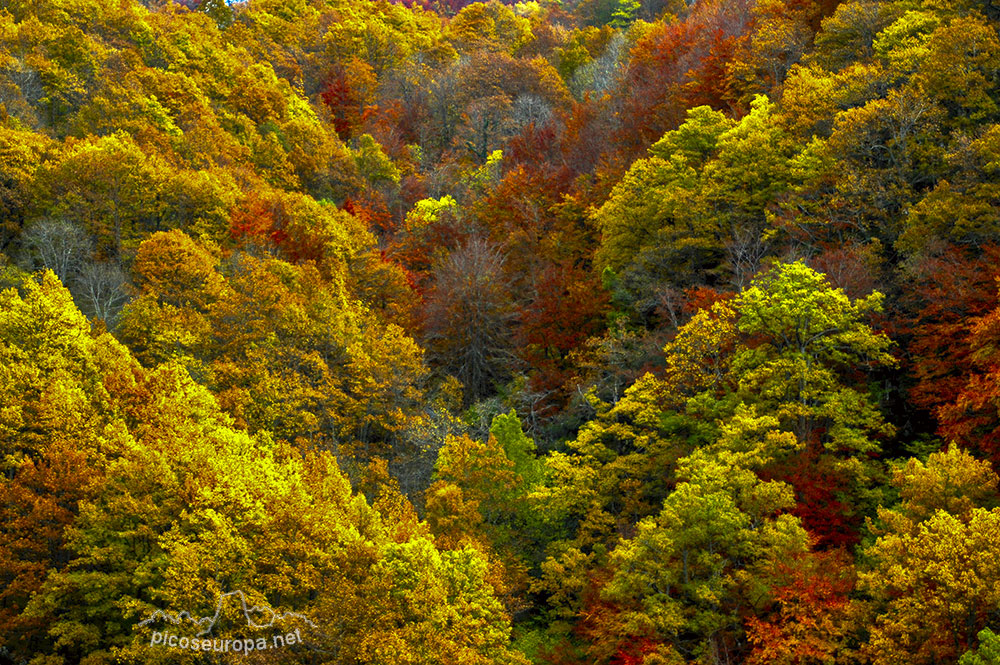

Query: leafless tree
left=655, top=285, right=685, bottom=328
left=570, top=32, right=626, bottom=99
left=73, top=261, right=131, bottom=327
left=726, top=224, right=770, bottom=290
left=0, top=57, right=42, bottom=125
left=423, top=238, right=518, bottom=404
left=425, top=66, right=464, bottom=157
left=20, top=219, right=92, bottom=284
left=511, top=94, right=552, bottom=131
left=389, top=404, right=462, bottom=505
left=460, top=94, right=514, bottom=163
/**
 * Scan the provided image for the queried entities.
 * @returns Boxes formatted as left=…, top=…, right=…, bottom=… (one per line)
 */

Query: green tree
left=602, top=407, right=809, bottom=663
left=960, top=629, right=1000, bottom=665
left=731, top=260, right=896, bottom=452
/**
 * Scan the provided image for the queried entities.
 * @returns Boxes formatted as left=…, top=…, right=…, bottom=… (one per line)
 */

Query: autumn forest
left=2, top=0, right=1000, bottom=662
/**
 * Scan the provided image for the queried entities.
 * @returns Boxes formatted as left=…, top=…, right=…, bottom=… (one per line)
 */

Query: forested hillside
left=2, top=0, right=1000, bottom=662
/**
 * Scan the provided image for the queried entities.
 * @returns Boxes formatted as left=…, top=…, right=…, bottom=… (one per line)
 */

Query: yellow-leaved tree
left=0, top=271, right=527, bottom=665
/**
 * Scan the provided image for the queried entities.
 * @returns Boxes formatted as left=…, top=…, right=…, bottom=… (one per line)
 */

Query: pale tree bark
left=20, top=219, right=92, bottom=284
left=73, top=261, right=131, bottom=327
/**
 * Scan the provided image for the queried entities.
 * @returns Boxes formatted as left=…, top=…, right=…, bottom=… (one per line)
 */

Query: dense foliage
left=2, top=0, right=1000, bottom=662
